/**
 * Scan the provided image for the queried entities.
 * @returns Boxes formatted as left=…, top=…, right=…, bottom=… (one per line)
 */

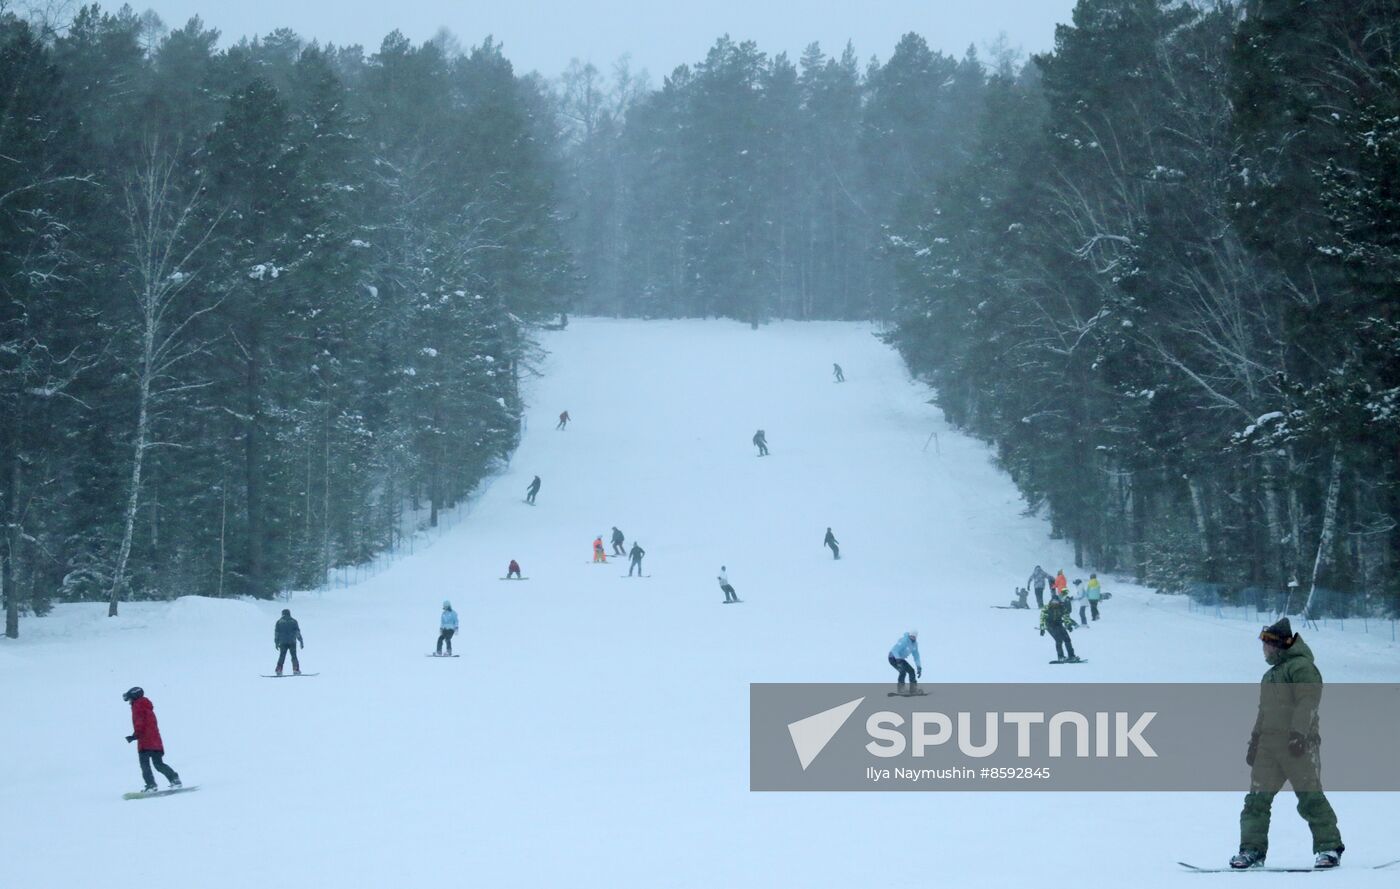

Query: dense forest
left=3, top=0, right=1396, bottom=636
left=562, top=0, right=1400, bottom=617
left=0, top=4, right=570, bottom=635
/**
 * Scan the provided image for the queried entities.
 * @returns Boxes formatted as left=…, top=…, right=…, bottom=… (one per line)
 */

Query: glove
left=300, top=641, right=305, bottom=649
left=1288, top=731, right=1307, bottom=757
left=916, top=667, right=922, bottom=679
left=1039, top=628, right=1045, bottom=637
left=126, top=734, right=137, bottom=743
left=1246, top=732, right=1259, bottom=766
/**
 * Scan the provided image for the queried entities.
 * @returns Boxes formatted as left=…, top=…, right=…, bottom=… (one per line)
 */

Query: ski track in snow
left=3, top=318, right=1397, bottom=887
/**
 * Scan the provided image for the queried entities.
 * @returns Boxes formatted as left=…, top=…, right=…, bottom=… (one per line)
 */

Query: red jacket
left=130, top=697, right=165, bottom=752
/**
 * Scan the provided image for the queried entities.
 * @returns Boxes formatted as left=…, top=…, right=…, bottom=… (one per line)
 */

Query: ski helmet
left=908, top=630, right=918, bottom=640
left=443, top=600, right=452, bottom=609
left=122, top=686, right=144, bottom=703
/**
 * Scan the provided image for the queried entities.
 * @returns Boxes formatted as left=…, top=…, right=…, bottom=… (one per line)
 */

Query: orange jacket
left=1054, top=571, right=1067, bottom=592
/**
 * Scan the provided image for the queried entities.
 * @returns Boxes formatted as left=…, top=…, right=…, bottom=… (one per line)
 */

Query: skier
left=437, top=601, right=458, bottom=655
left=833, top=363, right=845, bottom=383
left=888, top=630, right=922, bottom=694
left=1085, top=573, right=1102, bottom=620
left=122, top=687, right=182, bottom=793
left=592, top=536, right=607, bottom=563
left=628, top=542, right=646, bottom=577
left=717, top=566, right=739, bottom=603
left=611, top=526, right=626, bottom=557
left=1053, top=569, right=1068, bottom=595
left=1230, top=618, right=1344, bottom=870
left=1027, top=565, right=1052, bottom=608
left=526, top=475, right=541, bottom=505
left=824, top=527, right=840, bottom=560
left=1071, top=579, right=1090, bottom=628
left=1039, top=593, right=1080, bottom=663
left=752, top=429, right=769, bottom=457
left=556, top=410, right=570, bottom=430
left=274, top=608, right=304, bottom=676
left=506, top=559, right=522, bottom=579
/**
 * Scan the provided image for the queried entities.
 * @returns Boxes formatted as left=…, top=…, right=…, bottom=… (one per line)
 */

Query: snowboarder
left=824, top=527, right=840, bottom=560
left=833, top=363, right=845, bottom=383
left=888, top=630, right=922, bottom=693
left=506, top=559, right=522, bottom=579
left=1230, top=618, right=1344, bottom=870
left=1039, top=593, right=1079, bottom=663
left=556, top=410, right=570, bottom=430
left=1027, top=565, right=1052, bottom=608
left=752, top=429, right=769, bottom=457
left=122, top=687, right=181, bottom=793
left=526, top=475, right=541, bottom=505
left=1085, top=573, right=1102, bottom=620
left=274, top=608, right=304, bottom=676
left=437, top=601, right=458, bottom=655
left=611, top=526, right=626, bottom=557
left=1010, top=587, right=1031, bottom=609
left=717, top=566, right=738, bottom=603
left=1053, top=569, right=1068, bottom=595
left=628, top=542, right=646, bottom=576
left=592, top=536, right=608, bottom=563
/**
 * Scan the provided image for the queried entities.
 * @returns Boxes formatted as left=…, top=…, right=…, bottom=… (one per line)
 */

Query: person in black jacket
left=611, top=526, right=626, bottom=557
left=824, top=527, right=840, bottom=560
left=274, top=609, right=304, bottom=675
left=833, top=363, right=845, bottom=383
left=526, top=475, right=541, bottom=505
left=1039, top=595, right=1079, bottom=663
left=628, top=542, right=646, bottom=577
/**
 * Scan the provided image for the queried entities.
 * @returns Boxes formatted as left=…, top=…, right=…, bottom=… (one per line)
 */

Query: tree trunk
left=5, top=441, right=22, bottom=639
left=108, top=325, right=154, bottom=617
left=1187, top=475, right=1213, bottom=578
left=1301, top=448, right=1343, bottom=619
left=245, top=335, right=266, bottom=597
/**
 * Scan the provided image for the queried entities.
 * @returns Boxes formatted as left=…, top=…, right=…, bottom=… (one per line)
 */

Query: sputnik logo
left=787, top=697, right=865, bottom=770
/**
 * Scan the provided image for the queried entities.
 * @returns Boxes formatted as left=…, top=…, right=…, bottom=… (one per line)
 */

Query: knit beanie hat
left=1259, top=617, right=1295, bottom=647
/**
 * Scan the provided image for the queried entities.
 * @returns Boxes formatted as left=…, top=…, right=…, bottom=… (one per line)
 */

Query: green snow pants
left=1239, top=735, right=1342, bottom=854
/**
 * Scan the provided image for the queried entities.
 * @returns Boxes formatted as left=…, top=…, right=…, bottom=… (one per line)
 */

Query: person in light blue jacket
left=436, top=601, right=459, bottom=656
left=888, top=630, right=921, bottom=692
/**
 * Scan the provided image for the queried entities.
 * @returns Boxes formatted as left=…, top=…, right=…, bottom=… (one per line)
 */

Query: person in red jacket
left=1054, top=570, right=1068, bottom=594
left=123, top=687, right=181, bottom=792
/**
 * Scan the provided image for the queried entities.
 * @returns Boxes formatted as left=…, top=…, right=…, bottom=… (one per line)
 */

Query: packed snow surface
left=3, top=319, right=1397, bottom=887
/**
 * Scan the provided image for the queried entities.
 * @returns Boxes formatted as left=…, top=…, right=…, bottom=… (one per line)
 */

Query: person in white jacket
left=717, top=567, right=739, bottom=603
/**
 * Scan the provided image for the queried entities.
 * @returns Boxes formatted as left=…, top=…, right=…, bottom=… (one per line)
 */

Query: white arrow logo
left=787, top=697, right=865, bottom=770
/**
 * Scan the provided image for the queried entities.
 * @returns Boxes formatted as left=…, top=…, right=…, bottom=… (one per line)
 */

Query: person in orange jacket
left=1054, top=570, right=1068, bottom=594
left=592, top=537, right=607, bottom=562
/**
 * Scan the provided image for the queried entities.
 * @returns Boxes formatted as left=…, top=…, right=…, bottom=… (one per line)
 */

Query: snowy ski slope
left=2, top=318, right=1397, bottom=887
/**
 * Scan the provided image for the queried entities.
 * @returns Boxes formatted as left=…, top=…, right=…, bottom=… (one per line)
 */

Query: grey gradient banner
left=749, top=684, right=1400, bottom=791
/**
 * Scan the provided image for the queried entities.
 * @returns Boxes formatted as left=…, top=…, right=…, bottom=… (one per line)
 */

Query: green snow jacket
left=1251, top=636, right=1322, bottom=739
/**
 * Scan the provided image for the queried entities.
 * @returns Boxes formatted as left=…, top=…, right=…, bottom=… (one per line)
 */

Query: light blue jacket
left=441, top=608, right=459, bottom=631
left=889, top=633, right=921, bottom=671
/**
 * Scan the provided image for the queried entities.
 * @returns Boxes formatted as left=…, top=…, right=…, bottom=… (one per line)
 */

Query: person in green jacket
left=1230, top=617, right=1343, bottom=870
left=1038, top=593, right=1079, bottom=663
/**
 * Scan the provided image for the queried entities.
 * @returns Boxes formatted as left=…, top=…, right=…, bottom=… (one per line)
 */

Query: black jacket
left=275, top=616, right=303, bottom=647
left=629, top=544, right=645, bottom=562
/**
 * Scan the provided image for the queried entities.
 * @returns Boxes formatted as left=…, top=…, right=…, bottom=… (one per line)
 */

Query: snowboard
left=1048, top=659, right=1087, bottom=665
left=260, top=673, right=319, bottom=678
left=621, top=574, right=651, bottom=578
left=426, top=653, right=460, bottom=658
left=991, top=605, right=1031, bottom=610
left=887, top=689, right=928, bottom=697
left=1179, top=860, right=1397, bottom=873
left=123, top=786, right=198, bottom=800
left=721, top=599, right=743, bottom=604
left=499, top=577, right=529, bottom=580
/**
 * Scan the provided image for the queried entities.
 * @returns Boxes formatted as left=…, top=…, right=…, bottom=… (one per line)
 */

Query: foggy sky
left=131, top=0, right=1079, bottom=80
